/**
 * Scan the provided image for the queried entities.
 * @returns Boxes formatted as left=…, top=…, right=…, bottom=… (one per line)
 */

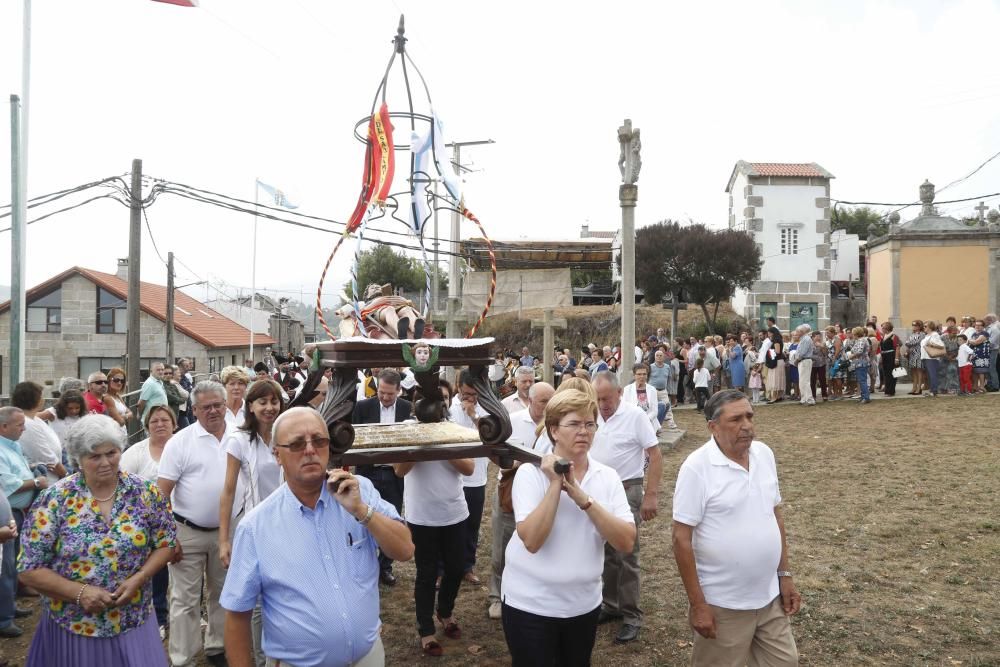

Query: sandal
left=421, top=638, right=443, bottom=657
left=436, top=613, right=462, bottom=639
left=463, top=571, right=481, bottom=585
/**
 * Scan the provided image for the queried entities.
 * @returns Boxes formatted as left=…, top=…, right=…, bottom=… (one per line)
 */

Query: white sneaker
left=488, top=601, right=502, bottom=620
left=159, top=625, right=167, bottom=640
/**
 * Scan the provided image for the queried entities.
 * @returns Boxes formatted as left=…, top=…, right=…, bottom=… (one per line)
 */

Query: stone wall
left=742, top=280, right=831, bottom=332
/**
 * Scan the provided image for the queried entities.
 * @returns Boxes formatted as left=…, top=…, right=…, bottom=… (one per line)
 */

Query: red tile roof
left=747, top=163, right=830, bottom=178
left=0, top=266, right=275, bottom=349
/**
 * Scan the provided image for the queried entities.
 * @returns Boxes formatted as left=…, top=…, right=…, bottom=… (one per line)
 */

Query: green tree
left=571, top=268, right=612, bottom=288
left=832, top=205, right=888, bottom=239
left=343, top=245, right=447, bottom=300
left=627, top=220, right=762, bottom=333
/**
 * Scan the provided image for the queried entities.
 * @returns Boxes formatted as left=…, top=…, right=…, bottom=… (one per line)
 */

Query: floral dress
left=971, top=333, right=992, bottom=375
left=829, top=339, right=848, bottom=380
left=18, top=472, right=176, bottom=637
left=904, top=332, right=925, bottom=369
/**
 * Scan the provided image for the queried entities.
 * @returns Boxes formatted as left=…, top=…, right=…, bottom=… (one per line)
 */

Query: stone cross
left=974, top=201, right=989, bottom=222
left=618, top=119, right=642, bottom=185
left=531, top=308, right=567, bottom=385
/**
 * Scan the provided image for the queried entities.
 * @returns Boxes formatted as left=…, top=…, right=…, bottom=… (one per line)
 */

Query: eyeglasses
left=558, top=421, right=598, bottom=433
left=274, top=436, right=331, bottom=453
left=90, top=380, right=108, bottom=385
left=110, top=377, right=124, bottom=384
left=197, top=402, right=226, bottom=413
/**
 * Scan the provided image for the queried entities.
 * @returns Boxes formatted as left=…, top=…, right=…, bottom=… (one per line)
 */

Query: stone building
left=866, top=180, right=1000, bottom=328
left=0, top=262, right=275, bottom=396
left=726, top=161, right=835, bottom=332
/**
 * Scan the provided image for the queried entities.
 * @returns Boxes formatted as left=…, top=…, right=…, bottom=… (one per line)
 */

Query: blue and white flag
left=256, top=180, right=298, bottom=209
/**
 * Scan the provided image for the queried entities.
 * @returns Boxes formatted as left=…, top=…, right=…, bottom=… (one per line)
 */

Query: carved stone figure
left=618, top=119, right=642, bottom=185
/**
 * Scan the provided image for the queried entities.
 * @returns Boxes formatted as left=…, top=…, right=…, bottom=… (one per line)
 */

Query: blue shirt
left=0, top=436, right=35, bottom=509
left=220, top=477, right=401, bottom=667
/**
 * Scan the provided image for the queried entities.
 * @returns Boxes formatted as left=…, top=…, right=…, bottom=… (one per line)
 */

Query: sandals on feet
left=421, top=638, right=443, bottom=657
left=436, top=613, right=462, bottom=639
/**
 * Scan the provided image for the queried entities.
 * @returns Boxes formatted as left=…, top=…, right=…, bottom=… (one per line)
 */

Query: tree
left=343, top=245, right=447, bottom=300
left=571, top=268, right=612, bottom=288
left=832, top=205, right=888, bottom=239
left=628, top=220, right=762, bottom=333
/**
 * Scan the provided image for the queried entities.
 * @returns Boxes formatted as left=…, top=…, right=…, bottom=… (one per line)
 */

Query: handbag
left=891, top=366, right=907, bottom=378
left=926, top=342, right=946, bottom=359
left=498, top=468, right=516, bottom=514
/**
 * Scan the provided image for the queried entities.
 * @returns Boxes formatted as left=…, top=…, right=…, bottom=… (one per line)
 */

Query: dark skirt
left=26, top=609, right=168, bottom=667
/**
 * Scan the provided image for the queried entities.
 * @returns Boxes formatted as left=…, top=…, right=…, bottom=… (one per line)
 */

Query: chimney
left=580, top=224, right=590, bottom=238
left=116, top=258, right=129, bottom=281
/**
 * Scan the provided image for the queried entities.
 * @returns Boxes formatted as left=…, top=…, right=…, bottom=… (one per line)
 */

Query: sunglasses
left=274, top=437, right=331, bottom=453
left=110, top=377, right=124, bottom=384
left=90, top=380, right=108, bottom=385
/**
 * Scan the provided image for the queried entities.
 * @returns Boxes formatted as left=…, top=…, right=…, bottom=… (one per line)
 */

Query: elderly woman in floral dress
left=904, top=320, right=926, bottom=395
left=18, top=414, right=175, bottom=666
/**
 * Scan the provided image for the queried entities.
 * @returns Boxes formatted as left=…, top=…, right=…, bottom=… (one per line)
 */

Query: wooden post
left=531, top=308, right=567, bottom=384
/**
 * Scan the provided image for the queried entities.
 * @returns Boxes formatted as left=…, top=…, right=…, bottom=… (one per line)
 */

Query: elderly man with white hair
left=794, top=325, right=815, bottom=406
left=157, top=381, right=237, bottom=667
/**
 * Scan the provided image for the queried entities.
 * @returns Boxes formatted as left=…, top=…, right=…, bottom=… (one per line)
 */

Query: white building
left=829, top=229, right=860, bottom=282
left=726, top=161, right=834, bottom=331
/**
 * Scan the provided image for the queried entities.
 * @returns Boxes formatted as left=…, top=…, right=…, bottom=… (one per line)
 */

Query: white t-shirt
left=502, top=457, right=632, bottom=618
left=920, top=332, right=943, bottom=361
left=19, top=416, right=64, bottom=484
left=693, top=368, right=711, bottom=388
left=158, top=421, right=238, bottom=528
left=673, top=438, right=783, bottom=610
left=47, top=416, right=80, bottom=449
left=402, top=460, right=469, bottom=527
left=503, top=410, right=552, bottom=481
left=120, top=438, right=162, bottom=481
left=224, top=429, right=282, bottom=512
left=591, top=401, right=658, bottom=482
left=957, top=343, right=974, bottom=367
left=450, top=402, right=489, bottom=488
left=224, top=404, right=246, bottom=430
left=501, top=393, right=530, bottom=414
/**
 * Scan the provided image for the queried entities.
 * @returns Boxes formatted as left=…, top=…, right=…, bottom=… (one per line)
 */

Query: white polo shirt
left=672, top=438, right=783, bottom=610
left=502, top=456, right=632, bottom=618
left=509, top=410, right=551, bottom=454
left=402, top=460, right=469, bottom=527
left=158, top=420, right=237, bottom=528
left=501, top=392, right=530, bottom=414
left=591, top=401, right=658, bottom=482
left=450, top=402, right=489, bottom=488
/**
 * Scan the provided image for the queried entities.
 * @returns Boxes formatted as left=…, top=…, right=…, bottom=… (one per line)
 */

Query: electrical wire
left=141, top=205, right=168, bottom=266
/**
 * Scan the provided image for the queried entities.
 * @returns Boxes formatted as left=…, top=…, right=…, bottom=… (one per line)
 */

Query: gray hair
left=704, top=389, right=751, bottom=422
left=514, top=366, right=535, bottom=378
left=59, top=377, right=86, bottom=395
left=592, top=370, right=620, bottom=389
left=192, top=380, right=227, bottom=405
left=87, top=371, right=106, bottom=383
left=0, top=406, right=23, bottom=426
left=65, top=414, right=126, bottom=467
left=528, top=382, right=553, bottom=399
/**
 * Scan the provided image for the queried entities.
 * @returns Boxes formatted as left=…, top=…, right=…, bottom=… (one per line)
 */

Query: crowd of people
left=0, top=320, right=908, bottom=666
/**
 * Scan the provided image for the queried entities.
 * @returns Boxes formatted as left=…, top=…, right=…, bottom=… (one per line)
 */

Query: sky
left=1, top=0, right=1000, bottom=307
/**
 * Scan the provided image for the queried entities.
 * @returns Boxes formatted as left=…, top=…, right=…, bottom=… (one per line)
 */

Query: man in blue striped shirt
left=221, top=408, right=414, bottom=667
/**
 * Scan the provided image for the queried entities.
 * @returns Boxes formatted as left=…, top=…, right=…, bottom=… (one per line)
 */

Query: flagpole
left=251, top=178, right=258, bottom=362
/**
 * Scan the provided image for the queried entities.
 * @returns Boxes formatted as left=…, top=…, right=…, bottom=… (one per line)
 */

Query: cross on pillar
left=974, top=201, right=989, bottom=222
left=531, top=308, right=567, bottom=385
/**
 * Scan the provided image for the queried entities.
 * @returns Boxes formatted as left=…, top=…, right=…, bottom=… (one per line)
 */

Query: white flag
left=256, top=180, right=298, bottom=209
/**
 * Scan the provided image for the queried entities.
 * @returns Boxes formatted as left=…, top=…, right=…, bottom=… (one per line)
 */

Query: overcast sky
left=2, top=0, right=999, bottom=306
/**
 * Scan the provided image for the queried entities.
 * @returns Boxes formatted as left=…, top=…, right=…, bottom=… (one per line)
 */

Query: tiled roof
left=726, top=160, right=834, bottom=192
left=0, top=266, right=275, bottom=349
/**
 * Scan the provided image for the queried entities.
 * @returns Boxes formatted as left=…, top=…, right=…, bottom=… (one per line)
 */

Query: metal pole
left=9, top=95, right=26, bottom=390
left=250, top=179, right=258, bottom=361
left=126, top=159, right=142, bottom=399
left=20, top=0, right=30, bottom=213
left=432, top=179, right=440, bottom=313
left=166, top=252, right=175, bottom=364
left=447, top=145, right=461, bottom=338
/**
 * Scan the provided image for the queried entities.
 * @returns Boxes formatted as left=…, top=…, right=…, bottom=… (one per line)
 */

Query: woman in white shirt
left=501, top=389, right=635, bottom=666
left=45, top=392, right=86, bottom=463
left=220, top=365, right=250, bottom=430
left=120, top=404, right=175, bottom=633
left=394, top=450, right=474, bottom=656
left=920, top=320, right=945, bottom=396
left=12, top=381, right=67, bottom=484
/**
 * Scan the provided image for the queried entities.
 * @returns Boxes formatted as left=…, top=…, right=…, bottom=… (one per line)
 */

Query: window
left=780, top=228, right=799, bottom=255
left=27, top=288, right=61, bottom=333
left=96, top=287, right=127, bottom=334
left=78, top=357, right=161, bottom=383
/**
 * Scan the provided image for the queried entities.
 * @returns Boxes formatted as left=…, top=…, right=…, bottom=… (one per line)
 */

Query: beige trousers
left=601, top=480, right=643, bottom=626
left=267, top=635, right=385, bottom=667
left=168, top=523, right=227, bottom=666
left=691, top=596, right=798, bottom=667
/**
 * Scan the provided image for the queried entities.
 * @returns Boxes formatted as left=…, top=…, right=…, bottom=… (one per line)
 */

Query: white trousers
left=798, top=359, right=814, bottom=403
left=168, top=523, right=227, bottom=666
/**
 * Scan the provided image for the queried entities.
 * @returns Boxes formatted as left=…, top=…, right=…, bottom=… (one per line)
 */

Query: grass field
left=4, top=395, right=998, bottom=666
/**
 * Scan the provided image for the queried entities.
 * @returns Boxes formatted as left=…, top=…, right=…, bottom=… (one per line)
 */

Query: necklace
left=92, top=483, right=118, bottom=503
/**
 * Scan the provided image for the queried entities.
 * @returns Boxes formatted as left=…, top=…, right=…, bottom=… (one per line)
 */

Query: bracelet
left=579, top=496, right=594, bottom=511
left=777, top=570, right=793, bottom=577
left=75, top=584, right=88, bottom=606
left=357, top=504, right=375, bottom=526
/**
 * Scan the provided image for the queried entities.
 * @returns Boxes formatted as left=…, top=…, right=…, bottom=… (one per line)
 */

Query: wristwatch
left=777, top=570, right=792, bottom=578
left=33, top=478, right=40, bottom=488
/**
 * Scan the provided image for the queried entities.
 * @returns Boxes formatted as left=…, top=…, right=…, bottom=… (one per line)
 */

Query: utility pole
left=126, top=159, right=142, bottom=403
left=446, top=138, right=494, bottom=337
left=431, top=179, right=440, bottom=314
left=9, top=95, right=26, bottom=390
left=618, top=119, right=641, bottom=385
left=166, top=252, right=175, bottom=364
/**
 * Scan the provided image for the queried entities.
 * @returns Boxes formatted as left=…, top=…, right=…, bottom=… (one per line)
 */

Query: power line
left=142, top=205, right=168, bottom=266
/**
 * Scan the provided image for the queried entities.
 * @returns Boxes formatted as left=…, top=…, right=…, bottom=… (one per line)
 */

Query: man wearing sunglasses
left=222, top=407, right=413, bottom=667
left=83, top=372, right=109, bottom=415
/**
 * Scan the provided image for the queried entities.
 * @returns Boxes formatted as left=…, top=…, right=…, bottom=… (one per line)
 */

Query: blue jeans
left=0, top=508, right=25, bottom=628
left=855, top=367, right=870, bottom=401
left=989, top=350, right=999, bottom=390
left=923, top=358, right=940, bottom=394
left=657, top=401, right=667, bottom=423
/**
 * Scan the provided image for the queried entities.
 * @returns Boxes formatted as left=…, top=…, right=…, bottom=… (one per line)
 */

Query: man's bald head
left=273, top=406, right=326, bottom=444
left=527, top=382, right=555, bottom=423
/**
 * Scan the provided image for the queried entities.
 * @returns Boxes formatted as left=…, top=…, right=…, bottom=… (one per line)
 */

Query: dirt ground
left=2, top=395, right=997, bottom=666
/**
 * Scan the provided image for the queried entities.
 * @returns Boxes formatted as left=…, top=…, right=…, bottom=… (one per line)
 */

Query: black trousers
left=462, top=484, right=486, bottom=573
left=881, top=354, right=898, bottom=395
left=695, top=387, right=710, bottom=411
left=355, top=465, right=404, bottom=572
left=810, top=366, right=828, bottom=398
left=676, top=367, right=686, bottom=404
left=409, top=521, right=464, bottom=638
left=502, top=602, right=600, bottom=666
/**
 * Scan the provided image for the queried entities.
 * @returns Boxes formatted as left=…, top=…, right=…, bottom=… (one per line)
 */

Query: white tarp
left=462, top=268, right=572, bottom=316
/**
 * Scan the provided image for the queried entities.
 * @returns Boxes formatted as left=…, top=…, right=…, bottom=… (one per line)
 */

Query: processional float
left=293, top=17, right=537, bottom=468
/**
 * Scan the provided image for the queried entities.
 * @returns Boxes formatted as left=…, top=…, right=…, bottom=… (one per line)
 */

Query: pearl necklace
left=92, top=483, right=118, bottom=503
